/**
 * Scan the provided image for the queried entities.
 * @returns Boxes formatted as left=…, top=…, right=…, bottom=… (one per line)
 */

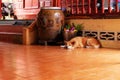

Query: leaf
left=66, top=24, right=71, bottom=29
left=75, top=24, right=84, bottom=31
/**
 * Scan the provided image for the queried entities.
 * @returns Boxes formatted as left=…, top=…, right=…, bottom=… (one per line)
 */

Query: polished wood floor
left=0, top=42, right=120, bottom=80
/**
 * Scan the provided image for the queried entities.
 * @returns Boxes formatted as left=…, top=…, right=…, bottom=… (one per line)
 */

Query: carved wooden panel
left=82, top=31, right=119, bottom=41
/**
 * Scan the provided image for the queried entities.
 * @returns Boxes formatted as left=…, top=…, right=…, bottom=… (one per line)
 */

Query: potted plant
left=63, top=23, right=84, bottom=41
left=75, top=23, right=84, bottom=36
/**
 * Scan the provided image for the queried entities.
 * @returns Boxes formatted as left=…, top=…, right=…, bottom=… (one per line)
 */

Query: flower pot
left=63, top=30, right=77, bottom=41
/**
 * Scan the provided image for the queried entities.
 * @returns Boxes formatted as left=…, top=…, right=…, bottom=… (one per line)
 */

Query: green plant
left=65, top=24, right=71, bottom=30
left=64, top=23, right=84, bottom=31
left=75, top=23, right=84, bottom=31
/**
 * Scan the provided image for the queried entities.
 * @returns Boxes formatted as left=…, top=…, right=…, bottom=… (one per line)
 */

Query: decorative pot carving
left=36, top=7, right=64, bottom=42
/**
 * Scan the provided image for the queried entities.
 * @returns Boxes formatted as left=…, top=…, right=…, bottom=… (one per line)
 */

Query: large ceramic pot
left=36, top=7, right=64, bottom=42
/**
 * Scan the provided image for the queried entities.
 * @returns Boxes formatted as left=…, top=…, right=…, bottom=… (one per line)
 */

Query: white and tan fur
left=65, top=37, right=101, bottom=49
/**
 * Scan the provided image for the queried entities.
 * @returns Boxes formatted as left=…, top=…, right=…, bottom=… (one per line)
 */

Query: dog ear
left=64, top=41, right=68, bottom=45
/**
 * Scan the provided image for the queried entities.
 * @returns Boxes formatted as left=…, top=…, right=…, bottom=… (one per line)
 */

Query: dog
left=64, top=37, right=101, bottom=49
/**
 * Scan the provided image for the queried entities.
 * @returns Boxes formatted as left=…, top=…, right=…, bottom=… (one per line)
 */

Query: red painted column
left=76, top=0, right=79, bottom=14
left=116, top=0, right=119, bottom=12
left=71, top=0, right=74, bottom=14
left=88, top=0, right=91, bottom=14
left=57, top=0, right=61, bottom=7
left=94, top=0, right=98, bottom=13
left=82, top=0, right=85, bottom=14
left=0, top=0, right=2, bottom=19
left=53, top=0, right=57, bottom=7
left=53, top=0, right=61, bottom=7
left=65, top=0, right=68, bottom=7
left=108, top=0, right=111, bottom=13
left=102, top=0, right=104, bottom=13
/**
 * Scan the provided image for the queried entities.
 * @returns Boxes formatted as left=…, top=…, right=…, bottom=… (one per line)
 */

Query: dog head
left=64, top=41, right=75, bottom=49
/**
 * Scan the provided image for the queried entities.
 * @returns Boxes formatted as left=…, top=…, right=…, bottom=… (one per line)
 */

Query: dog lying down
left=61, top=37, right=101, bottom=49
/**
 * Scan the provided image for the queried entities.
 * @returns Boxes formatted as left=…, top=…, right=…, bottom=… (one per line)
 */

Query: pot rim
left=41, top=7, right=61, bottom=10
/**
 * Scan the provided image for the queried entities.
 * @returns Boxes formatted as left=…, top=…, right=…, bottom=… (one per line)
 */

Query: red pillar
left=76, top=0, right=79, bottom=14
left=53, top=0, right=57, bottom=6
left=0, top=0, right=2, bottom=19
left=57, top=0, right=61, bottom=7
left=53, top=0, right=61, bottom=7
left=108, top=0, right=112, bottom=13
left=88, top=0, right=91, bottom=14
left=82, top=0, right=85, bottom=14
left=102, top=0, right=104, bottom=13
left=116, top=0, right=119, bottom=12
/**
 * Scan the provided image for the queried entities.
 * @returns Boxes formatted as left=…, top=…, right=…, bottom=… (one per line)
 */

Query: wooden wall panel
left=66, top=19, right=120, bottom=48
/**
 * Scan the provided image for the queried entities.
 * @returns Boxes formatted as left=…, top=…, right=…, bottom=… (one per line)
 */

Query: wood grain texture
left=0, top=42, right=120, bottom=80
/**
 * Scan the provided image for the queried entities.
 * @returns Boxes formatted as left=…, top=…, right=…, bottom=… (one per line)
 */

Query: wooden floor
left=0, top=42, right=120, bottom=80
